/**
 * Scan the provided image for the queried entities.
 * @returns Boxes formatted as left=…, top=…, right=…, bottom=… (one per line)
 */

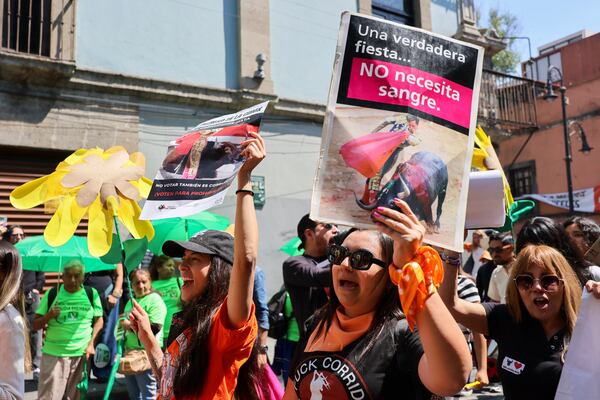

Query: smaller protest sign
left=517, top=186, right=600, bottom=213
left=140, top=102, right=269, bottom=220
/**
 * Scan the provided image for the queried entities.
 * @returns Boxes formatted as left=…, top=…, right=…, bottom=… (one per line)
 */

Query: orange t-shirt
left=157, top=298, right=258, bottom=399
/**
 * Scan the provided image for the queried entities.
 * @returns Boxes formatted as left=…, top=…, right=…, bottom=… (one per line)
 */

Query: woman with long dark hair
left=516, top=216, right=600, bottom=285
left=0, top=240, right=31, bottom=399
left=128, top=132, right=266, bottom=399
left=563, top=217, right=600, bottom=279
left=283, top=200, right=472, bottom=399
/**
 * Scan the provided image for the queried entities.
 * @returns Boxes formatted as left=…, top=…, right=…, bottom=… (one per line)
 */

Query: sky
left=477, top=0, right=600, bottom=62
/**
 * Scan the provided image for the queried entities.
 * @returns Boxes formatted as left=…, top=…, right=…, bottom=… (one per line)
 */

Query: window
left=372, top=0, right=414, bottom=26
left=1, top=0, right=76, bottom=61
left=524, top=52, right=562, bottom=82
left=508, top=161, right=537, bottom=198
left=2, top=0, right=52, bottom=56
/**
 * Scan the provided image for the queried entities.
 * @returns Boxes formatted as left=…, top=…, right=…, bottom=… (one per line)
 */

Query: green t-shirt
left=284, top=293, right=300, bottom=342
left=36, top=286, right=103, bottom=357
left=151, top=277, right=183, bottom=343
left=123, top=292, right=167, bottom=351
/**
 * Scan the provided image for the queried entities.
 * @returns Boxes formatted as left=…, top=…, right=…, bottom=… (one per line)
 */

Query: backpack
left=47, top=285, right=95, bottom=309
left=267, top=286, right=290, bottom=339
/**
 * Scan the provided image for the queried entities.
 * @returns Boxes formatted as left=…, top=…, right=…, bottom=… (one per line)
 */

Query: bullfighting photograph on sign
left=311, top=13, right=484, bottom=251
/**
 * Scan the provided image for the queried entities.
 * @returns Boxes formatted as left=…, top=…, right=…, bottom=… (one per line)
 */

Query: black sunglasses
left=327, top=244, right=387, bottom=271
left=514, top=274, right=563, bottom=291
left=319, top=223, right=335, bottom=230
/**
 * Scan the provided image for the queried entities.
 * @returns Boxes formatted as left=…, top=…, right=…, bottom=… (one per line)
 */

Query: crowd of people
left=1, top=133, right=600, bottom=400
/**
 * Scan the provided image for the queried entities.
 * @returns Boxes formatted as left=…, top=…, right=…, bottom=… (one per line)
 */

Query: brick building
left=497, top=31, right=600, bottom=220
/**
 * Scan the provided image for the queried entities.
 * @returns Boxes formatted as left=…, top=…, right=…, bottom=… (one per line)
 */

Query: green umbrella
left=148, top=211, right=230, bottom=255
left=279, top=237, right=304, bottom=256
left=15, top=236, right=116, bottom=273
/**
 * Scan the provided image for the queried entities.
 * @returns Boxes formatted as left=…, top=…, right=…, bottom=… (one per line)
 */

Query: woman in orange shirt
left=129, top=132, right=266, bottom=399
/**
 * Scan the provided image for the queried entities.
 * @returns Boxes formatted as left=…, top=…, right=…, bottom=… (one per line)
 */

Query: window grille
left=509, top=162, right=537, bottom=198
left=2, top=0, right=52, bottom=56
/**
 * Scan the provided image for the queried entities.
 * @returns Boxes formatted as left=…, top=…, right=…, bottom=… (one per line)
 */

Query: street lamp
left=544, top=65, right=574, bottom=214
left=569, top=121, right=594, bottom=154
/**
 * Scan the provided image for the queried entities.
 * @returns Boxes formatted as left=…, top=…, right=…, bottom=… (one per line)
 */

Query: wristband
left=235, top=189, right=254, bottom=197
left=440, top=253, right=461, bottom=266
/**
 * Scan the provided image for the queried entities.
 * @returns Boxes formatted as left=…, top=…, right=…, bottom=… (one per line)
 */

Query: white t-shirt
left=488, top=265, right=511, bottom=304
left=0, top=304, right=25, bottom=400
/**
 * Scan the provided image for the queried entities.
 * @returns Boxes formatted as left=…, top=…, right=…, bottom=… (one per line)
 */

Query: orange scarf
left=305, top=309, right=374, bottom=352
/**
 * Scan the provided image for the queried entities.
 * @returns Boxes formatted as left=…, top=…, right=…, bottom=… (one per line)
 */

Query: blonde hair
left=506, top=245, right=581, bottom=345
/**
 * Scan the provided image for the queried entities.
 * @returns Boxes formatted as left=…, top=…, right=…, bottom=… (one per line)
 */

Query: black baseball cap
left=297, top=214, right=317, bottom=250
left=162, top=230, right=234, bottom=264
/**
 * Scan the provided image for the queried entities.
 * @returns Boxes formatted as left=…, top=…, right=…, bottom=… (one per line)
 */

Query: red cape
left=339, top=130, right=411, bottom=178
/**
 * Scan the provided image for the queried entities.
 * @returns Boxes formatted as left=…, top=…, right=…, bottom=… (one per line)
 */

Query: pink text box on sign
left=346, top=58, right=473, bottom=129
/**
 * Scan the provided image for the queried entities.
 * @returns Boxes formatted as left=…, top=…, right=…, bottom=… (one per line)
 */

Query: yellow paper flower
left=10, top=146, right=155, bottom=256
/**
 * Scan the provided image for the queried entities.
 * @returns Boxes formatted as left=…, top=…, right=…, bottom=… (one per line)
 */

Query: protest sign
left=311, top=13, right=483, bottom=251
left=140, top=102, right=269, bottom=220
left=555, top=291, right=600, bottom=400
left=517, top=186, right=600, bottom=213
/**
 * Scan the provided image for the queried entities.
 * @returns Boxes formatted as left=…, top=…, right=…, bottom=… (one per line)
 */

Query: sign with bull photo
left=311, top=13, right=483, bottom=251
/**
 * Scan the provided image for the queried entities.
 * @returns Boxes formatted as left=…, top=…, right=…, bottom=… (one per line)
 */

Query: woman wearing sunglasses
left=440, top=244, right=600, bottom=400
left=283, top=200, right=472, bottom=399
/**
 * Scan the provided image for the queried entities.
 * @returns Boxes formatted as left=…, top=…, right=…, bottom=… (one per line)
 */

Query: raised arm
left=108, top=263, right=124, bottom=308
left=438, top=251, right=489, bottom=336
left=373, top=200, right=472, bottom=396
left=227, top=131, right=266, bottom=328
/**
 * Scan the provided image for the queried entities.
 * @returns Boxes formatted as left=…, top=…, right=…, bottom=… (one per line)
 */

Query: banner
left=517, top=186, right=600, bottom=213
left=311, top=13, right=484, bottom=251
left=140, top=102, right=269, bottom=220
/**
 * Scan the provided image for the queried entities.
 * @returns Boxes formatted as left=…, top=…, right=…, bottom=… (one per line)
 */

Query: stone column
left=238, top=0, right=274, bottom=94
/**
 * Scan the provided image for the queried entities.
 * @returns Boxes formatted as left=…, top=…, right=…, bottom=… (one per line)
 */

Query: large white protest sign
left=311, top=13, right=484, bottom=251
left=555, top=291, right=600, bottom=400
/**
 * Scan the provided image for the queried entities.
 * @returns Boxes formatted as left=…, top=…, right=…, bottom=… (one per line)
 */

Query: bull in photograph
left=356, top=151, right=448, bottom=232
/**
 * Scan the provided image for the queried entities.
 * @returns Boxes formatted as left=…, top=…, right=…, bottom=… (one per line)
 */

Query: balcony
left=0, top=0, right=76, bottom=84
left=478, top=69, right=541, bottom=136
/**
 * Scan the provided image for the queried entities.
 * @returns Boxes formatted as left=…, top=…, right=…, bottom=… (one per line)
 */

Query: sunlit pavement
left=25, top=371, right=130, bottom=400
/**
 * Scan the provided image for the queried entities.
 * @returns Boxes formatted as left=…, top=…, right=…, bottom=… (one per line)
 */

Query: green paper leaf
left=100, top=234, right=123, bottom=264
left=279, top=237, right=304, bottom=256
left=123, top=237, right=148, bottom=271
left=509, top=200, right=536, bottom=223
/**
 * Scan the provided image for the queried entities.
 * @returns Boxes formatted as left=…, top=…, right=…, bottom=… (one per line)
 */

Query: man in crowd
left=34, top=260, right=103, bottom=400
left=486, top=233, right=516, bottom=304
left=463, top=230, right=487, bottom=279
left=283, top=214, right=338, bottom=337
left=3, top=225, right=45, bottom=379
